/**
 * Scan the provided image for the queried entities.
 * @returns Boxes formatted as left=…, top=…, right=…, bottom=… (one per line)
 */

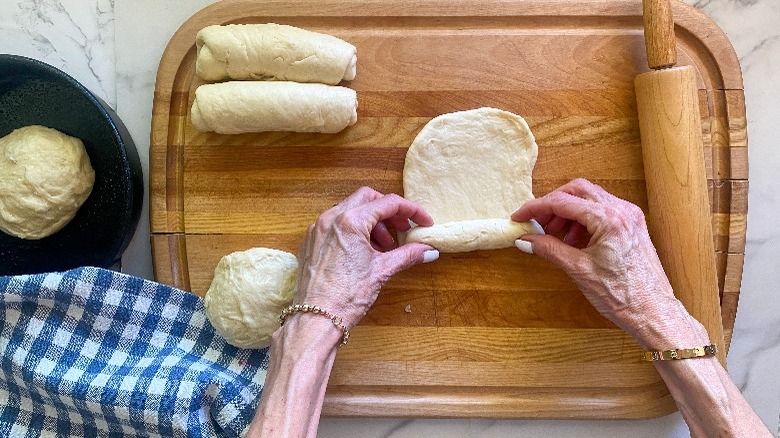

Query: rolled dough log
left=196, top=23, right=357, bottom=84
left=0, top=125, right=94, bottom=240
left=191, top=81, right=358, bottom=134
left=403, top=107, right=543, bottom=252
left=204, top=247, right=298, bottom=349
left=407, top=218, right=544, bottom=253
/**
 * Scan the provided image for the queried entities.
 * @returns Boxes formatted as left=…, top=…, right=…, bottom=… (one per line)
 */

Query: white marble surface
left=2, top=0, right=778, bottom=436
left=0, top=0, right=116, bottom=107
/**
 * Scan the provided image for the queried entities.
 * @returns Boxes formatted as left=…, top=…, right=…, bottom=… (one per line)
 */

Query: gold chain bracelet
left=279, top=304, right=350, bottom=348
left=642, top=344, right=717, bottom=361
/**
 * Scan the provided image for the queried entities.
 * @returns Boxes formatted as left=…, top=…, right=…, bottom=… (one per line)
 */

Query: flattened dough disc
left=403, top=107, right=542, bottom=252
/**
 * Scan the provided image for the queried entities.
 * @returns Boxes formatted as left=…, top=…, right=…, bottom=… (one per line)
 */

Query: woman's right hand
left=294, top=187, right=437, bottom=330
left=511, top=178, right=708, bottom=348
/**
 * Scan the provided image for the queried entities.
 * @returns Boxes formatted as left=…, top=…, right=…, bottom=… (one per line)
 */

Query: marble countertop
left=2, top=0, right=778, bottom=436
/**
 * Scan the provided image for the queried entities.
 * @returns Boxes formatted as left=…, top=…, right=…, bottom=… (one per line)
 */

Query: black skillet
left=0, top=54, right=143, bottom=275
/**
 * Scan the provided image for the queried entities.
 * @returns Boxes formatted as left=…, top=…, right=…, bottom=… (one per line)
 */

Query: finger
left=557, top=178, right=609, bottom=203
left=562, top=179, right=640, bottom=211
left=370, top=221, right=396, bottom=249
left=317, top=187, right=384, bottom=229
left=517, top=234, right=587, bottom=271
left=544, top=216, right=569, bottom=235
left=511, top=192, right=604, bottom=235
left=523, top=211, right=555, bottom=228
left=356, top=194, right=434, bottom=228
left=386, top=215, right=413, bottom=232
left=333, top=186, right=384, bottom=212
left=563, top=221, right=589, bottom=247
left=511, top=179, right=614, bottom=224
left=378, top=242, right=437, bottom=277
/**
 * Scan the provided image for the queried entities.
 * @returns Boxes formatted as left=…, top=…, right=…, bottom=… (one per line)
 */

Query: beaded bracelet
left=642, top=344, right=717, bottom=361
left=279, top=304, right=350, bottom=348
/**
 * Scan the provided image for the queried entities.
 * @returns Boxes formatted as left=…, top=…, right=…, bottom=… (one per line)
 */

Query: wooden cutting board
left=150, top=0, right=747, bottom=418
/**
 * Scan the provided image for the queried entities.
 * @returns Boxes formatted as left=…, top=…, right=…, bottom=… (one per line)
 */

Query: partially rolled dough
left=191, top=81, right=358, bottom=134
left=204, top=248, right=298, bottom=349
left=403, top=107, right=543, bottom=252
left=196, top=23, right=357, bottom=84
left=407, top=218, right=545, bottom=253
left=0, top=125, right=94, bottom=240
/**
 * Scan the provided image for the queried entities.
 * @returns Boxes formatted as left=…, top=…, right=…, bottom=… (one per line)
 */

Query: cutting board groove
left=151, top=0, right=746, bottom=418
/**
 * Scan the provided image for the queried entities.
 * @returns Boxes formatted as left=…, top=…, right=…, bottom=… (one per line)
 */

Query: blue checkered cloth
left=0, top=267, right=269, bottom=437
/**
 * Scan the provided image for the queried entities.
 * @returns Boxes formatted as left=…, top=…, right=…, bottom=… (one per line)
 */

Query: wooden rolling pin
left=635, top=0, right=726, bottom=365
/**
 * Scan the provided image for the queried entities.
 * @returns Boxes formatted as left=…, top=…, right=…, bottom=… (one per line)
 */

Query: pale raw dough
left=204, top=248, right=298, bottom=349
left=191, top=81, right=358, bottom=134
left=407, top=218, right=544, bottom=253
left=196, top=23, right=357, bottom=84
left=0, top=125, right=94, bottom=240
left=403, top=108, right=543, bottom=252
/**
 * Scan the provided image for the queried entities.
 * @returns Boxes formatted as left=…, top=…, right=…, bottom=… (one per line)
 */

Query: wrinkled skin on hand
left=511, top=179, right=772, bottom=438
left=295, top=187, right=435, bottom=328
left=513, top=178, right=678, bottom=335
left=250, top=181, right=772, bottom=438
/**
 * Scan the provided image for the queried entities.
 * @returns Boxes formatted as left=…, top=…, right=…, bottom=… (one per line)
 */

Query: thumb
left=379, top=243, right=438, bottom=277
left=517, top=234, right=586, bottom=272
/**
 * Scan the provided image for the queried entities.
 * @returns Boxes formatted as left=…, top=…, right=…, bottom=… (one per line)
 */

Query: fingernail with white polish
left=529, top=219, right=545, bottom=235
left=423, top=250, right=440, bottom=263
left=515, top=239, right=533, bottom=254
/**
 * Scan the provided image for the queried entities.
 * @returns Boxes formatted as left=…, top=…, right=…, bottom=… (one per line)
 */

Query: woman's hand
left=511, top=179, right=772, bottom=437
left=295, top=187, right=438, bottom=328
left=248, top=187, right=438, bottom=438
left=512, top=178, right=700, bottom=344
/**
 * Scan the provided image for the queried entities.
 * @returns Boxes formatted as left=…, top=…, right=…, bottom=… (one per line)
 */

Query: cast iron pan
left=0, top=55, right=143, bottom=275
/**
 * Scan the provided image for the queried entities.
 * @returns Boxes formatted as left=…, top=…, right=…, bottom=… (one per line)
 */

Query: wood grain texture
left=643, top=0, right=677, bottom=69
left=150, top=0, right=747, bottom=419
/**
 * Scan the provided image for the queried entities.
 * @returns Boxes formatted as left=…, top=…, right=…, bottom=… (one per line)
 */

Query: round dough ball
left=204, top=248, right=299, bottom=349
left=0, top=125, right=95, bottom=240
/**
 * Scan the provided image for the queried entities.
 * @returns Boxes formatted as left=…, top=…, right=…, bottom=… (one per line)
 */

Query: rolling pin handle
left=643, top=0, right=677, bottom=69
